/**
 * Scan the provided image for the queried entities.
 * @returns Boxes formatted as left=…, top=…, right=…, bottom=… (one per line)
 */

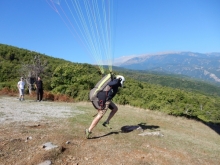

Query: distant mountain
left=115, top=52, right=220, bottom=84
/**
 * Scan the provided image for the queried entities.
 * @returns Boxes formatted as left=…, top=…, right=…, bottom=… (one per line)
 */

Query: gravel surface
left=0, top=96, right=84, bottom=124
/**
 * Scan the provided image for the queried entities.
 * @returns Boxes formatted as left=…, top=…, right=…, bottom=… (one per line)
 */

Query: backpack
left=89, top=73, right=114, bottom=110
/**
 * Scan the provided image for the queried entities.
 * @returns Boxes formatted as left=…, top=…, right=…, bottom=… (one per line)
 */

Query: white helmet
left=116, top=75, right=125, bottom=87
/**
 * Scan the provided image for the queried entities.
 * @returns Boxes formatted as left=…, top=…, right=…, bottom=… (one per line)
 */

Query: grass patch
left=66, top=103, right=220, bottom=164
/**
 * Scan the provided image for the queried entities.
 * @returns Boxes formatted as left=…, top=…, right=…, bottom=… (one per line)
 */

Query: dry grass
left=0, top=97, right=220, bottom=165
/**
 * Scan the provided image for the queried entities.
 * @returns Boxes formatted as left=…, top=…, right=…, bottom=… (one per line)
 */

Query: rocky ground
left=0, top=96, right=85, bottom=165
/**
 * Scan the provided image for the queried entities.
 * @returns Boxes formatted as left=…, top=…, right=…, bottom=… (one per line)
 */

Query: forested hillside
left=0, top=44, right=220, bottom=124
left=112, top=67, right=220, bottom=97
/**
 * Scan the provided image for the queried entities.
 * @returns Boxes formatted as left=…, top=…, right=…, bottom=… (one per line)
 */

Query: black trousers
left=37, top=88, right=43, bottom=101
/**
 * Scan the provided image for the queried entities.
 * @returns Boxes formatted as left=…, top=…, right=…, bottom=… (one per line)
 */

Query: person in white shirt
left=17, top=77, right=26, bottom=101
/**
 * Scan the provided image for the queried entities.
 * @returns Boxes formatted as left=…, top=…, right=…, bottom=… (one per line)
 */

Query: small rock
left=38, top=160, right=51, bottom=165
left=42, top=142, right=58, bottom=150
left=138, top=131, right=164, bottom=137
left=25, top=136, right=33, bottom=142
left=27, top=136, right=32, bottom=140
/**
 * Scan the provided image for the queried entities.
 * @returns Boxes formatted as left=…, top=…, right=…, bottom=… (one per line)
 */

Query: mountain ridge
left=114, top=52, right=220, bottom=84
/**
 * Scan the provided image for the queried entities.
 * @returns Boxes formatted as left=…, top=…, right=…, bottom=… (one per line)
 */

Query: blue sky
left=0, top=0, right=220, bottom=65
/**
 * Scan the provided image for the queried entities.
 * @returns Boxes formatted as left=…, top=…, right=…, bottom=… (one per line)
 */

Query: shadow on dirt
left=91, top=131, right=120, bottom=139
left=121, top=123, right=159, bottom=133
left=90, top=123, right=160, bottom=139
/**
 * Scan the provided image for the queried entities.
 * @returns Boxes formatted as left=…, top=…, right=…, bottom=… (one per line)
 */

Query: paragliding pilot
left=86, top=74, right=125, bottom=139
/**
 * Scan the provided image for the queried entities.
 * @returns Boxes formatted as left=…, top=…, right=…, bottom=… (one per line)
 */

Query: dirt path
left=0, top=96, right=84, bottom=125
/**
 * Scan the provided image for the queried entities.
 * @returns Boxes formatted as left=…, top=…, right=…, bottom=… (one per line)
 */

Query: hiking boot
left=85, top=129, right=92, bottom=139
left=102, top=121, right=112, bottom=129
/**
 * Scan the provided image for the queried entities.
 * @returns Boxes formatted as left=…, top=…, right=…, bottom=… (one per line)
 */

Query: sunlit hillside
left=1, top=44, right=220, bottom=124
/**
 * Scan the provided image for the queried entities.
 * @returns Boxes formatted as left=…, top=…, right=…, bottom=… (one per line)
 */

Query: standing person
left=85, top=75, right=125, bottom=139
left=35, top=76, right=43, bottom=102
left=17, top=77, right=26, bottom=101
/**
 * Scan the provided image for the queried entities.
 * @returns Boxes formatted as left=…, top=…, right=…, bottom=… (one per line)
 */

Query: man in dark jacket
left=86, top=75, right=125, bottom=139
left=35, top=76, right=43, bottom=102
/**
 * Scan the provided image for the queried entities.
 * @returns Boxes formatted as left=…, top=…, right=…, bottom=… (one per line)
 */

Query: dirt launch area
left=0, top=96, right=220, bottom=165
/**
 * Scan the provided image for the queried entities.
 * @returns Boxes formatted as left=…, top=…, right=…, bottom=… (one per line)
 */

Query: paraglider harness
left=89, top=73, right=115, bottom=110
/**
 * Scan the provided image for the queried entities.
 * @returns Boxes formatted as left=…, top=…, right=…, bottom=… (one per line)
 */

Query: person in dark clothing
left=35, top=76, right=43, bottom=102
left=85, top=75, right=125, bottom=139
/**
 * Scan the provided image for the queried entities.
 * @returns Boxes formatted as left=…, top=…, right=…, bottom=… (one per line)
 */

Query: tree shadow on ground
left=203, top=122, right=220, bottom=135
left=181, top=114, right=220, bottom=135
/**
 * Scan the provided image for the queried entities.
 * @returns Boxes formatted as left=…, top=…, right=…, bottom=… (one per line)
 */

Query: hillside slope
left=1, top=43, right=220, bottom=124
